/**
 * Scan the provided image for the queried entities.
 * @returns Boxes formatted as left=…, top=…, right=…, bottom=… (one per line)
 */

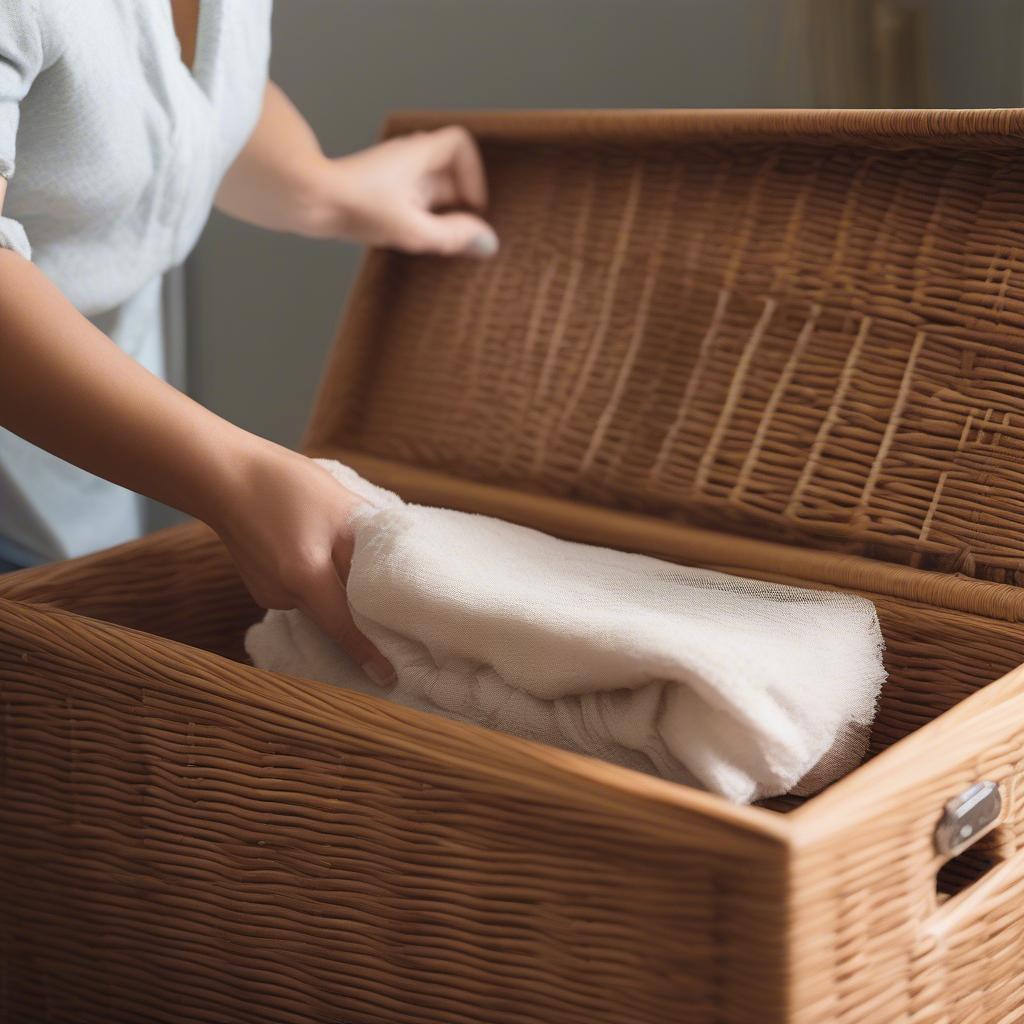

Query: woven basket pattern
left=5, top=527, right=1024, bottom=1022
left=8, top=111, right=1024, bottom=1023
left=1, top=594, right=789, bottom=1024
left=313, top=117, right=1024, bottom=584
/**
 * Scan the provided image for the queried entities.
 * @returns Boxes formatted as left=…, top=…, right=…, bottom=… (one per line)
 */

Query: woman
left=0, top=1, right=498, bottom=684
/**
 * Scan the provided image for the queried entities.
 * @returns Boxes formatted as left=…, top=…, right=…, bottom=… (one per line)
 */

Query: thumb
left=403, top=210, right=499, bottom=258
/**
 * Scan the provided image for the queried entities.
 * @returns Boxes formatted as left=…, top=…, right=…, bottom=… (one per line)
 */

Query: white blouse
left=0, top=0, right=272, bottom=563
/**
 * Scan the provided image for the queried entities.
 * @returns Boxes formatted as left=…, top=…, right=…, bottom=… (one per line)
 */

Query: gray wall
left=185, top=0, right=1024, bottom=457
left=930, top=0, right=1024, bottom=106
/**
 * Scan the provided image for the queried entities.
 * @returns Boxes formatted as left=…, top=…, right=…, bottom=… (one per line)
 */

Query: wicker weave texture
left=5, top=526, right=1024, bottom=1022
left=7, top=110, right=1024, bottom=1023
left=0, top=594, right=790, bottom=1024
left=308, top=110, right=1024, bottom=585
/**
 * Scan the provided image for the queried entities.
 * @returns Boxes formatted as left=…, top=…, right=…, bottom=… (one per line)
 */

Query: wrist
left=183, top=427, right=283, bottom=531
left=289, top=156, right=353, bottom=240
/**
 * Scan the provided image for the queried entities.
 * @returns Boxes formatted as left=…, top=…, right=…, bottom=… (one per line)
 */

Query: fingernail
left=362, top=660, right=397, bottom=688
left=466, top=229, right=499, bottom=258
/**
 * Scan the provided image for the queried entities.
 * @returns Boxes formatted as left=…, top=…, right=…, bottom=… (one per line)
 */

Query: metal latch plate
left=934, top=781, right=1001, bottom=857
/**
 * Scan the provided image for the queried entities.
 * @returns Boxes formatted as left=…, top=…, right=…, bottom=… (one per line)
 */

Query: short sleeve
left=0, top=3, right=45, bottom=260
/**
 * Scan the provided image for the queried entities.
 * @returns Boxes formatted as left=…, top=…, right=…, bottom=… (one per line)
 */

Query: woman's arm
left=215, top=81, right=498, bottom=256
left=0, top=248, right=394, bottom=684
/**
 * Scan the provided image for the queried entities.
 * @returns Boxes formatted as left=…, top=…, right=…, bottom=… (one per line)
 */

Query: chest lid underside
left=305, top=108, right=1024, bottom=586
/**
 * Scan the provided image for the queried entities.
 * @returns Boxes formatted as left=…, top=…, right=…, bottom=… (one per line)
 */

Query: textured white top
left=0, top=0, right=271, bottom=563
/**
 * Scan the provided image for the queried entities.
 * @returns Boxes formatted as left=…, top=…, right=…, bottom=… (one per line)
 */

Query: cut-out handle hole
left=936, top=826, right=1009, bottom=904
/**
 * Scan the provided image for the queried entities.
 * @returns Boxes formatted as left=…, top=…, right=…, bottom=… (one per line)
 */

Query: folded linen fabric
left=245, top=461, right=886, bottom=804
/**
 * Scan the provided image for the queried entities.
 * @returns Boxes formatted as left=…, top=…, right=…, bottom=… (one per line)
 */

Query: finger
left=424, top=170, right=459, bottom=210
left=424, top=125, right=488, bottom=210
left=300, top=563, right=395, bottom=688
left=331, top=543, right=396, bottom=687
left=402, top=209, right=499, bottom=258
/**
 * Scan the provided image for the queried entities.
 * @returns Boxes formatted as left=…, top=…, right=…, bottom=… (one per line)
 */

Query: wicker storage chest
left=5, top=108, right=1024, bottom=1023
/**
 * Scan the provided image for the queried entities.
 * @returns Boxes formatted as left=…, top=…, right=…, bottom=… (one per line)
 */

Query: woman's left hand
left=217, top=85, right=498, bottom=259
left=310, top=125, right=499, bottom=258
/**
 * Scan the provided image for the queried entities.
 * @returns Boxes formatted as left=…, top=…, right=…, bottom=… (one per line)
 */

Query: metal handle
left=933, top=781, right=1002, bottom=858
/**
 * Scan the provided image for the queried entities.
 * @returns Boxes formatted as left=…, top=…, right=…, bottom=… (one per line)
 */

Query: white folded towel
left=245, top=461, right=886, bottom=804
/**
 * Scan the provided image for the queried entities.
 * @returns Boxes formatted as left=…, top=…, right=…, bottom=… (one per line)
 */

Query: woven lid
left=305, top=109, right=1024, bottom=585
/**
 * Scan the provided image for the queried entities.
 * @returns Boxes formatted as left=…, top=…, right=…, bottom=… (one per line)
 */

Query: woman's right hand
left=0, top=250, right=390, bottom=679
left=202, top=438, right=395, bottom=687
